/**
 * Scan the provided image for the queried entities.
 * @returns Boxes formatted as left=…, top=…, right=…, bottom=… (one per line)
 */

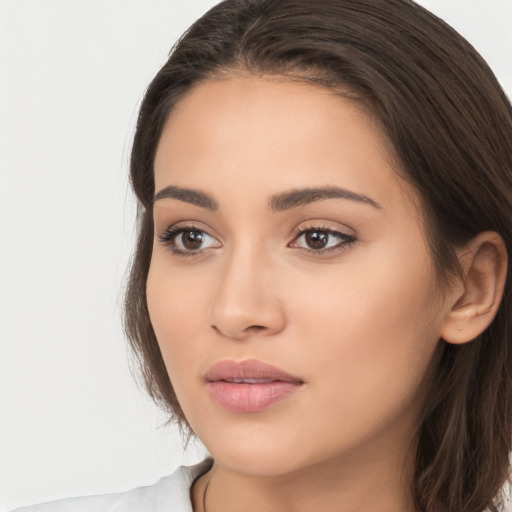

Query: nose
left=207, top=248, right=287, bottom=341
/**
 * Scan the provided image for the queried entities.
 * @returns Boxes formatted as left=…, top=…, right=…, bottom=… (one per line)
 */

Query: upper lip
left=205, top=359, right=304, bottom=383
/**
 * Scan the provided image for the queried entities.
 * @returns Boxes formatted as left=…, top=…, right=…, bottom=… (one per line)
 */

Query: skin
left=146, top=76, right=502, bottom=512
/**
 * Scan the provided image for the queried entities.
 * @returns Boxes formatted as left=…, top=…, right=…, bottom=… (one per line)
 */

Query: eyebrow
left=268, top=187, right=382, bottom=211
left=154, top=185, right=218, bottom=210
left=153, top=185, right=381, bottom=212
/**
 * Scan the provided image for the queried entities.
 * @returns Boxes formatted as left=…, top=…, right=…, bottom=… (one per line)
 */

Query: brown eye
left=158, top=226, right=221, bottom=256
left=304, top=230, right=329, bottom=249
left=290, top=227, right=356, bottom=254
left=181, top=230, right=205, bottom=250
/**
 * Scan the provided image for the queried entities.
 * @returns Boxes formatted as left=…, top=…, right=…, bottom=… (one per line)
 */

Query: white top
left=10, top=458, right=512, bottom=511
left=11, top=459, right=213, bottom=512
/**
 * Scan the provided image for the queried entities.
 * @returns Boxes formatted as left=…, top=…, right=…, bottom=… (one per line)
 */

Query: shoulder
left=10, top=459, right=213, bottom=512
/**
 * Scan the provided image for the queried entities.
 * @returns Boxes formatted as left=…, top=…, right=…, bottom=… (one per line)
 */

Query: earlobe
left=441, top=232, right=508, bottom=345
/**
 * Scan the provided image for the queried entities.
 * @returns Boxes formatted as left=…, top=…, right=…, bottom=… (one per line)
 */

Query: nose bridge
left=208, top=240, right=285, bottom=339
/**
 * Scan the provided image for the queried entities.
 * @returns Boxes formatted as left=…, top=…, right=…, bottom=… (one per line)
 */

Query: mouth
left=222, top=378, right=276, bottom=384
left=204, top=359, right=304, bottom=413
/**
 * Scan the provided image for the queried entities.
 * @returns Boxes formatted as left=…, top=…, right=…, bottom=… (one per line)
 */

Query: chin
left=196, top=421, right=340, bottom=479
left=211, top=444, right=310, bottom=477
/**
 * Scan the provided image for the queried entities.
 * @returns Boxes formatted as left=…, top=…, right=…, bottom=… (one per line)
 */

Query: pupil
left=183, top=230, right=204, bottom=250
left=306, top=231, right=328, bottom=249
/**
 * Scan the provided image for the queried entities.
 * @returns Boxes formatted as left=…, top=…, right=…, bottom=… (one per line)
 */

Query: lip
left=205, top=359, right=304, bottom=413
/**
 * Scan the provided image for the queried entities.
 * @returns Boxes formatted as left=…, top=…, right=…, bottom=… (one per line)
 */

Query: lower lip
left=207, top=381, right=302, bottom=413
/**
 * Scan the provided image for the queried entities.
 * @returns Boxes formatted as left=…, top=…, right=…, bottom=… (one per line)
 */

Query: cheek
left=284, top=239, right=443, bottom=412
left=146, top=256, right=212, bottom=374
left=289, top=240, right=440, bottom=338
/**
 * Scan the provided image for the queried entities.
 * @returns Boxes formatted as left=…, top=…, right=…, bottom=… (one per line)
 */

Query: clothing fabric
left=10, top=458, right=512, bottom=511
left=11, top=459, right=213, bottom=512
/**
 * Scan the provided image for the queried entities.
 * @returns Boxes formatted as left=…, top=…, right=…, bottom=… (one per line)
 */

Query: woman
left=13, top=0, right=512, bottom=511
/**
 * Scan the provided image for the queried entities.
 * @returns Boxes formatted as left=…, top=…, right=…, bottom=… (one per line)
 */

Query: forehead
left=154, top=75, right=417, bottom=215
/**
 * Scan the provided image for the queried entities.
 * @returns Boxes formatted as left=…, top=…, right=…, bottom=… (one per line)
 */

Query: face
left=147, top=76, right=450, bottom=477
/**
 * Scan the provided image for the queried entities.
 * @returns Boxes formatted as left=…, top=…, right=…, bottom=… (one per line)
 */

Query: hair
left=124, top=1, right=512, bottom=510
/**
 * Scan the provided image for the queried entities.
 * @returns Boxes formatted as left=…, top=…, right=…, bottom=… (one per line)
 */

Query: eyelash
left=289, top=224, right=356, bottom=255
left=157, top=223, right=219, bottom=258
left=157, top=223, right=356, bottom=258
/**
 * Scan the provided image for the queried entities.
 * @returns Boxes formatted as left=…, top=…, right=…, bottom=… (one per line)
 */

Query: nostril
left=247, top=325, right=266, bottom=331
left=210, top=323, right=267, bottom=339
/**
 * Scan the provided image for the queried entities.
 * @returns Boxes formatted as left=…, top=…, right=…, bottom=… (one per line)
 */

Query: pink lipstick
left=205, top=359, right=304, bottom=413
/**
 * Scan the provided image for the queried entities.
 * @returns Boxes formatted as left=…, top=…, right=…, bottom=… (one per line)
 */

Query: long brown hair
left=124, top=1, right=512, bottom=510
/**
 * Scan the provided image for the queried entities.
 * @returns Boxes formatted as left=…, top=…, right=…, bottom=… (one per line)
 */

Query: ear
left=441, top=231, right=508, bottom=345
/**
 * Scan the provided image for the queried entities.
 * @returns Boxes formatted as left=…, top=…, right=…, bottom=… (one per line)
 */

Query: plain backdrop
left=1, top=0, right=511, bottom=509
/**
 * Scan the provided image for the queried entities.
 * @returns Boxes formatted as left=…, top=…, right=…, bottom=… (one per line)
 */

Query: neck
left=193, top=435, right=416, bottom=512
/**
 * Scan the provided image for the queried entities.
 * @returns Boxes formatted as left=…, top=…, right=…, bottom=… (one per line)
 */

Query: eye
left=158, top=225, right=221, bottom=256
left=289, top=227, right=355, bottom=254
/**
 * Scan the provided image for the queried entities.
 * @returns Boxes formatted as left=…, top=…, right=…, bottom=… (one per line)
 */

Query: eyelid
left=155, top=219, right=356, bottom=258
left=288, top=221, right=356, bottom=255
left=157, top=221, right=222, bottom=257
